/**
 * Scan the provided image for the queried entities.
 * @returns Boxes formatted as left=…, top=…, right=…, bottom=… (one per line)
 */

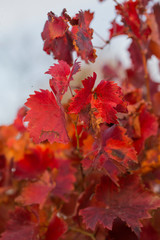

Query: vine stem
left=74, top=117, right=80, bottom=151
left=94, top=30, right=108, bottom=44
left=69, top=227, right=96, bottom=240
left=73, top=116, right=85, bottom=186
left=69, top=84, right=74, bottom=97
left=140, top=48, right=151, bottom=102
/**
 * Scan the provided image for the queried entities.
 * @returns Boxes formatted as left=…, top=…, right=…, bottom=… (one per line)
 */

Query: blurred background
left=0, top=0, right=159, bottom=125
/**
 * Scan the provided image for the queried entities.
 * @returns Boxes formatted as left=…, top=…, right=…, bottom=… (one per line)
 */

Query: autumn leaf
left=115, top=0, right=141, bottom=38
left=68, top=59, right=81, bottom=81
left=72, top=10, right=97, bottom=63
left=131, top=104, right=158, bottom=154
left=147, top=5, right=160, bottom=59
left=110, top=0, right=151, bottom=41
left=43, top=12, right=68, bottom=39
left=25, top=89, right=69, bottom=144
left=13, top=106, right=27, bottom=133
left=45, top=215, right=67, bottom=240
left=48, top=33, right=74, bottom=65
left=16, top=171, right=55, bottom=208
left=0, top=207, right=38, bottom=240
left=42, top=10, right=96, bottom=64
left=46, top=60, right=80, bottom=98
left=14, top=145, right=76, bottom=200
left=52, top=159, right=76, bottom=200
left=69, top=73, right=127, bottom=125
left=14, top=146, right=58, bottom=179
left=46, top=60, right=70, bottom=97
left=41, top=11, right=73, bottom=65
left=109, top=20, right=125, bottom=39
left=82, top=125, right=137, bottom=184
left=80, top=174, right=160, bottom=235
left=91, top=80, right=127, bottom=124
left=69, top=72, right=96, bottom=114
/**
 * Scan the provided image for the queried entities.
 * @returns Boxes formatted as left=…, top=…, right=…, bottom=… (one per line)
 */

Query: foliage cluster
left=1, top=0, right=160, bottom=239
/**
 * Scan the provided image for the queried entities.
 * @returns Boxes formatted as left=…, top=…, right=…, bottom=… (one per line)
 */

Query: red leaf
left=42, top=12, right=73, bottom=65
left=42, top=12, right=68, bottom=40
left=47, top=33, right=73, bottom=65
left=102, top=63, right=119, bottom=79
left=103, top=125, right=137, bottom=164
left=14, top=146, right=76, bottom=200
left=133, top=105, right=158, bottom=154
left=80, top=174, right=160, bottom=235
left=68, top=59, right=81, bottom=81
left=91, top=80, right=127, bottom=124
left=25, top=89, right=69, bottom=144
left=14, top=146, right=58, bottom=179
left=16, top=171, right=55, bottom=208
left=0, top=207, right=38, bottom=240
left=72, top=10, right=97, bottom=63
left=82, top=125, right=137, bottom=184
left=147, top=10, right=160, bottom=59
left=13, top=106, right=27, bottom=132
left=46, top=60, right=80, bottom=97
left=115, top=0, right=141, bottom=38
left=42, top=10, right=96, bottom=64
left=69, top=72, right=96, bottom=114
left=46, top=60, right=70, bottom=96
left=52, top=159, right=76, bottom=200
left=128, top=40, right=143, bottom=70
left=45, top=215, right=67, bottom=240
left=69, top=73, right=127, bottom=124
left=109, top=20, right=125, bottom=39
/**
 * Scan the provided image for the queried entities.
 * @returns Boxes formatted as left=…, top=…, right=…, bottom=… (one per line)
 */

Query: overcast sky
left=0, top=0, right=159, bottom=125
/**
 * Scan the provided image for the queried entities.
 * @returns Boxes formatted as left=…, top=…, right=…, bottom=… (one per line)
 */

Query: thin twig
left=69, top=84, right=74, bottom=97
left=94, top=42, right=109, bottom=50
left=74, top=122, right=80, bottom=151
left=136, top=39, right=151, bottom=102
left=140, top=48, right=151, bottom=102
left=94, top=30, right=107, bottom=43
left=70, top=227, right=96, bottom=240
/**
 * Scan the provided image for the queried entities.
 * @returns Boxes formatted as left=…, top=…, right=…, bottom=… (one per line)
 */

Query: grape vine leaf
left=82, top=125, right=137, bottom=184
left=72, top=10, right=97, bottom=63
left=80, top=174, right=160, bottom=235
left=69, top=72, right=127, bottom=124
left=69, top=72, right=96, bottom=114
left=43, top=12, right=68, bottom=39
left=45, top=215, right=67, bottom=240
left=147, top=4, right=160, bottom=59
left=13, top=106, right=27, bottom=133
left=42, top=10, right=96, bottom=64
left=116, top=0, right=141, bottom=38
left=25, top=89, right=69, bottom=144
left=109, top=0, right=151, bottom=41
left=46, top=60, right=80, bottom=97
left=41, top=11, right=73, bottom=65
left=91, top=80, right=127, bottom=124
left=132, top=105, right=158, bottom=154
left=109, top=20, right=125, bottom=39
left=0, top=207, right=38, bottom=240
left=16, top=171, right=55, bottom=208
left=52, top=159, right=76, bottom=200
left=14, top=146, right=58, bottom=179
